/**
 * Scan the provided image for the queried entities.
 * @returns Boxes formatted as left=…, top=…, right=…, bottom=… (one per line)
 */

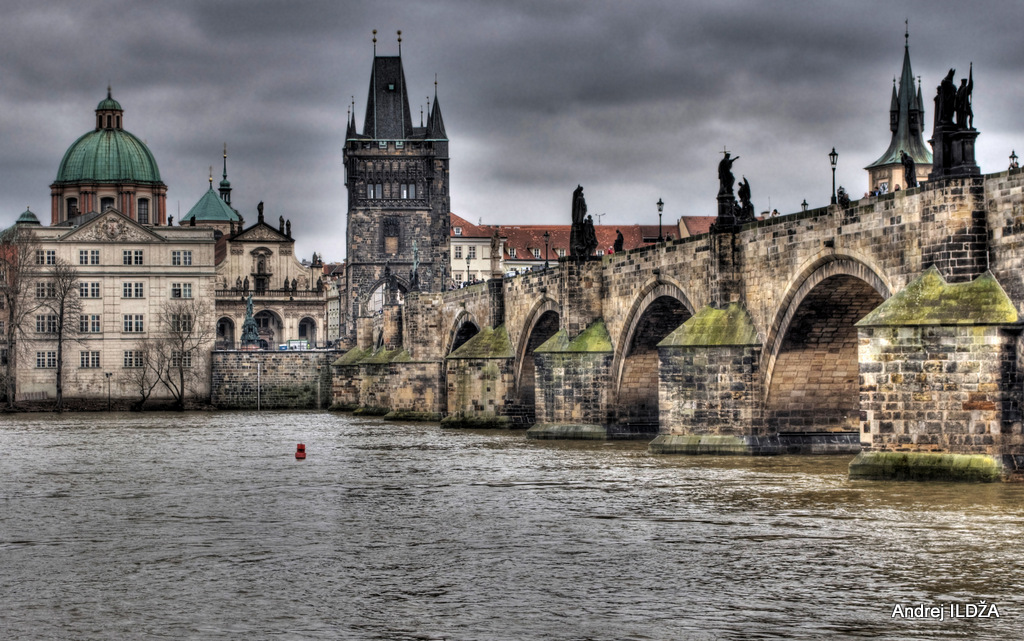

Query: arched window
left=100, top=197, right=115, bottom=212
left=116, top=115, right=121, bottom=129
left=66, top=198, right=78, bottom=217
left=106, top=115, right=111, bottom=128
left=137, top=199, right=150, bottom=224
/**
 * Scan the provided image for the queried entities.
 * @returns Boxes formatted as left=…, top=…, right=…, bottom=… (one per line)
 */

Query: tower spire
left=219, top=143, right=232, bottom=205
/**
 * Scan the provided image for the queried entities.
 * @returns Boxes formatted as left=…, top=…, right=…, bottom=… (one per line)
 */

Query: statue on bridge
left=935, top=68, right=957, bottom=126
left=718, top=151, right=739, bottom=196
left=613, top=229, right=624, bottom=253
left=900, top=150, right=918, bottom=188
left=955, top=63, right=973, bottom=129
left=737, top=176, right=755, bottom=222
left=240, top=294, right=259, bottom=347
left=569, top=185, right=589, bottom=259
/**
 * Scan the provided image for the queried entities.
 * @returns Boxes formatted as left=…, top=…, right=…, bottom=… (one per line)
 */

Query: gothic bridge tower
left=343, top=32, right=451, bottom=339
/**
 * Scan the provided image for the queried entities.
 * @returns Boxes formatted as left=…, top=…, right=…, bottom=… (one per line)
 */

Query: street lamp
left=543, top=230, right=550, bottom=269
left=465, top=255, right=471, bottom=285
left=1010, top=150, right=1019, bottom=170
left=829, top=147, right=838, bottom=205
left=801, top=199, right=809, bottom=213
left=105, top=372, right=112, bottom=411
left=657, top=198, right=664, bottom=242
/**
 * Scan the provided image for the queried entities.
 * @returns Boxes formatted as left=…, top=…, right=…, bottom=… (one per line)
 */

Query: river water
left=1, top=411, right=1021, bottom=640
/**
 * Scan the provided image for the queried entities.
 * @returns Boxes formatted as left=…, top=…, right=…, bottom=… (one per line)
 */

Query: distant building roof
left=181, top=187, right=241, bottom=223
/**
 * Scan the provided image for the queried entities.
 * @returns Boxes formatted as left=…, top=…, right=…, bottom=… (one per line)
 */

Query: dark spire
left=426, top=76, right=447, bottom=140
left=866, top=32, right=932, bottom=170
left=362, top=52, right=413, bottom=140
left=219, top=143, right=232, bottom=205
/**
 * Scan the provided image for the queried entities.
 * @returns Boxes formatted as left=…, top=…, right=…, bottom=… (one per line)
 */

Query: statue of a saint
left=613, top=230, right=624, bottom=253
left=718, top=152, right=739, bottom=196
left=257, top=201, right=264, bottom=223
left=900, top=150, right=918, bottom=188
left=570, top=185, right=588, bottom=258
left=582, top=215, right=598, bottom=257
left=737, top=176, right=754, bottom=222
left=936, top=69, right=957, bottom=125
left=955, top=64, right=973, bottom=129
left=286, top=220, right=291, bottom=237
left=279, top=215, right=284, bottom=233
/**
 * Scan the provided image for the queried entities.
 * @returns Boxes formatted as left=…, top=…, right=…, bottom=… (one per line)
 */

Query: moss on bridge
left=658, top=303, right=760, bottom=347
left=849, top=451, right=1006, bottom=482
left=857, top=267, right=1018, bottom=327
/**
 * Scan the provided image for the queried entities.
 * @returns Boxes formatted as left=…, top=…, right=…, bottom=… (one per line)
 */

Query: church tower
left=343, top=31, right=451, bottom=338
left=865, top=29, right=933, bottom=193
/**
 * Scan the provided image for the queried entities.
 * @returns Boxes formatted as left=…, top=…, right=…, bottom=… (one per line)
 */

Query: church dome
left=53, top=90, right=162, bottom=185
left=54, top=129, right=162, bottom=184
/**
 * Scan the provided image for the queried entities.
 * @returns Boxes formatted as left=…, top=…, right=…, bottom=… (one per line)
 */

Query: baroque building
left=865, top=33, right=933, bottom=193
left=342, top=39, right=451, bottom=344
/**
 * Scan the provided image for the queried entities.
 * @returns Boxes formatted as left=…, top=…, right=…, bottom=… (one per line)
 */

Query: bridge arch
left=611, top=278, right=695, bottom=433
left=512, top=297, right=561, bottom=425
left=762, top=252, right=891, bottom=435
left=444, top=311, right=481, bottom=356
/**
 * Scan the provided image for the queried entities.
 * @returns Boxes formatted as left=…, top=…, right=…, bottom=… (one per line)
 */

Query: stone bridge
left=333, top=171, right=1024, bottom=480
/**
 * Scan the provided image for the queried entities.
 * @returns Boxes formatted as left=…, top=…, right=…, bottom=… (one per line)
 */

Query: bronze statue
left=279, top=215, right=284, bottom=233
left=286, top=220, right=291, bottom=237
left=936, top=69, right=957, bottom=125
left=737, top=176, right=754, bottom=222
left=900, top=150, right=918, bottom=188
left=955, top=64, right=973, bottom=129
left=613, top=230, right=624, bottom=253
left=582, top=215, right=598, bottom=258
left=257, top=201, right=264, bottom=223
left=570, top=185, right=588, bottom=258
left=718, top=152, right=739, bottom=195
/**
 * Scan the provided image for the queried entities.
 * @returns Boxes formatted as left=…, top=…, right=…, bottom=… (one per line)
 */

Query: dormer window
left=453, top=227, right=462, bottom=236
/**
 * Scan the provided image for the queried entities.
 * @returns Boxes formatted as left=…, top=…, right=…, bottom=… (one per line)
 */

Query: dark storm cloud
left=1, top=0, right=1023, bottom=258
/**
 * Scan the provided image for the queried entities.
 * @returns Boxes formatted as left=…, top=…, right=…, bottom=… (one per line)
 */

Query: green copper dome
left=97, top=95, right=122, bottom=111
left=17, top=208, right=41, bottom=224
left=54, top=128, right=162, bottom=184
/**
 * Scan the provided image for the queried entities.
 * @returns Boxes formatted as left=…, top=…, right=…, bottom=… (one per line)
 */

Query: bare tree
left=156, top=298, right=214, bottom=410
left=118, top=339, right=164, bottom=411
left=0, top=225, right=40, bottom=409
left=36, top=259, right=82, bottom=411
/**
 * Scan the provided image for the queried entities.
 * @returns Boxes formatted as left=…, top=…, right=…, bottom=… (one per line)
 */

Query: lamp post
left=543, top=231, right=550, bottom=269
left=1011, top=150, right=1019, bottom=170
left=657, top=198, right=664, bottom=242
left=465, top=256, right=471, bottom=285
left=801, top=199, right=808, bottom=213
left=105, top=372, right=111, bottom=411
left=829, top=147, right=838, bottom=205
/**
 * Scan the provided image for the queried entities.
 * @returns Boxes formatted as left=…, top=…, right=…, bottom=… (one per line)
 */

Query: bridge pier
left=851, top=268, right=1024, bottom=481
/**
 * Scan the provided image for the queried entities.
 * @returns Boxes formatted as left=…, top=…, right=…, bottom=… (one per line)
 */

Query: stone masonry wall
left=534, top=352, right=613, bottom=428
left=445, top=357, right=515, bottom=426
left=659, top=345, right=762, bottom=436
left=212, top=351, right=338, bottom=410
left=859, top=325, right=1024, bottom=454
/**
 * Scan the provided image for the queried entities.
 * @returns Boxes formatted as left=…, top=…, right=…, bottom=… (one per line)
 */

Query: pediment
left=60, top=210, right=164, bottom=243
left=232, top=222, right=290, bottom=243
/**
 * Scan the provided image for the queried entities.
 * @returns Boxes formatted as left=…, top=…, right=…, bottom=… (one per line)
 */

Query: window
left=80, top=351, right=100, bottom=369
left=170, top=283, right=193, bottom=299
left=597, top=249, right=605, bottom=256
left=395, top=141, right=404, bottom=149
left=36, top=250, right=55, bottom=265
left=468, top=246, right=476, bottom=260
left=90, top=250, right=100, bottom=265
left=454, top=245, right=462, bottom=259
left=171, top=250, right=193, bottom=266
left=100, top=197, right=115, bottom=212
left=67, top=198, right=79, bottom=217
left=36, top=351, right=57, bottom=368
left=36, top=315, right=57, bottom=333
left=123, top=314, right=144, bottom=333
left=171, top=314, right=193, bottom=332
left=532, top=248, right=541, bottom=259
left=123, top=351, right=144, bottom=368
left=508, top=247, right=517, bottom=258
left=367, top=184, right=383, bottom=199
left=171, top=351, right=193, bottom=368
left=454, top=273, right=463, bottom=283
left=400, top=183, right=416, bottom=199
left=79, top=250, right=88, bottom=265
left=122, top=282, right=144, bottom=298
left=36, top=282, right=56, bottom=298
left=453, top=227, right=462, bottom=236
left=79, top=314, right=101, bottom=333
left=557, top=248, right=566, bottom=258
left=79, top=282, right=101, bottom=298
left=138, top=199, right=149, bottom=225
left=122, top=250, right=143, bottom=265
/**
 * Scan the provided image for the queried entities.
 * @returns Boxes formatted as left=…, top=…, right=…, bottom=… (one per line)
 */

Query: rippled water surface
left=1, top=411, right=1022, bottom=640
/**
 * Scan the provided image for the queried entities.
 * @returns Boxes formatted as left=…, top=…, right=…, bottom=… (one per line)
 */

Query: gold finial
left=209, top=166, right=213, bottom=186
left=223, top=142, right=227, bottom=158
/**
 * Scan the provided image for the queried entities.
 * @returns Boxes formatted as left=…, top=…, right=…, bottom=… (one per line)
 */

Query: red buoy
left=295, top=443, right=306, bottom=459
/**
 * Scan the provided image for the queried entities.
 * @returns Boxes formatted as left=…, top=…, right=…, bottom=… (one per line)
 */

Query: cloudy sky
left=1, top=0, right=1021, bottom=261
